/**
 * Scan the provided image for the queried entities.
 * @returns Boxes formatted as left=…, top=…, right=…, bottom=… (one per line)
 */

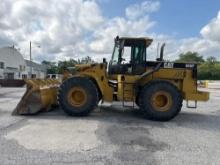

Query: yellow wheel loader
left=13, top=36, right=209, bottom=121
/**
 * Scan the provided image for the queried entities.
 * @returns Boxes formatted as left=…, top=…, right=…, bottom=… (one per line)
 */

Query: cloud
left=125, top=1, right=160, bottom=19
left=0, top=0, right=219, bottom=63
left=0, top=0, right=104, bottom=61
left=89, top=16, right=156, bottom=54
left=170, top=11, right=220, bottom=59
left=200, top=11, right=220, bottom=43
left=177, top=38, right=220, bottom=59
left=148, top=11, right=220, bottom=61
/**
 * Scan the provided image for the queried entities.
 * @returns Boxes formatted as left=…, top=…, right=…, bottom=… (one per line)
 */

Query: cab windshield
left=111, top=40, right=146, bottom=65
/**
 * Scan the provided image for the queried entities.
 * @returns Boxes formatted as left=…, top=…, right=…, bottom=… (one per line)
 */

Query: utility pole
left=30, top=41, right=32, bottom=78
left=29, top=41, right=40, bottom=79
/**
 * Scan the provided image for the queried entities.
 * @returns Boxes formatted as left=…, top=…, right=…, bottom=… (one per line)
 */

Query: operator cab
left=108, top=36, right=153, bottom=75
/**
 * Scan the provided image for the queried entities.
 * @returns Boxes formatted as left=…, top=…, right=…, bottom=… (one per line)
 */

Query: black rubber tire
left=139, top=80, right=183, bottom=121
left=58, top=77, right=98, bottom=116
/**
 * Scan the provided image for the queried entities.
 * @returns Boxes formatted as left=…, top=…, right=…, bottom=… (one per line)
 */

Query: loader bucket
left=12, top=79, right=61, bottom=115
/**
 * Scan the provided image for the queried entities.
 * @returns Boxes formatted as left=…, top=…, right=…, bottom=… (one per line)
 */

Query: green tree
left=206, top=56, right=217, bottom=65
left=198, top=56, right=220, bottom=80
left=41, top=56, right=95, bottom=75
left=175, top=52, right=204, bottom=63
left=57, top=59, right=78, bottom=74
left=176, top=52, right=220, bottom=80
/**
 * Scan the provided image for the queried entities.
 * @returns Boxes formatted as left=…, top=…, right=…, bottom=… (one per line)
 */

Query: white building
left=0, top=46, right=46, bottom=79
left=25, top=60, right=46, bottom=79
left=0, top=46, right=26, bottom=79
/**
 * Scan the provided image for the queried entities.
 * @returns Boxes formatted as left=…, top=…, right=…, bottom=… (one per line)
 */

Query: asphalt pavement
left=0, top=86, right=220, bottom=165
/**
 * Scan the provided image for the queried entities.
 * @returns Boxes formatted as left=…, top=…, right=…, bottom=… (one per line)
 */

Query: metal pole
left=30, top=41, right=32, bottom=78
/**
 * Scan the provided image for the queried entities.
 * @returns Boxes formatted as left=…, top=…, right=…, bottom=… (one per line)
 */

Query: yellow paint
left=77, top=64, right=114, bottom=102
left=13, top=79, right=60, bottom=115
left=205, top=80, right=209, bottom=88
left=151, top=91, right=173, bottom=112
left=67, top=87, right=87, bottom=107
left=76, top=64, right=209, bottom=103
left=14, top=62, right=209, bottom=115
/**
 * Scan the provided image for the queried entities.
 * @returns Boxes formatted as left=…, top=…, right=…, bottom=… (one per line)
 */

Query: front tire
left=58, top=77, right=98, bottom=116
left=139, top=80, right=183, bottom=121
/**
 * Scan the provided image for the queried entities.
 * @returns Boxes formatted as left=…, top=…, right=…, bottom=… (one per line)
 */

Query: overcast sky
left=0, top=0, right=220, bottom=62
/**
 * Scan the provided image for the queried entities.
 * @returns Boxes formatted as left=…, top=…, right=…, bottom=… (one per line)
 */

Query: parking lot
left=0, top=84, right=220, bottom=165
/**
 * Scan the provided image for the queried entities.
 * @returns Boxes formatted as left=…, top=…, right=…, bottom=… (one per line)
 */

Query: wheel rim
left=151, top=91, right=172, bottom=112
left=67, top=87, right=87, bottom=107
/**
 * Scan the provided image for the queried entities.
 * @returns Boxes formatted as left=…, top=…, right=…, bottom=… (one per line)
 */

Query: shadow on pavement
left=17, top=105, right=220, bottom=132
left=172, top=110, right=220, bottom=132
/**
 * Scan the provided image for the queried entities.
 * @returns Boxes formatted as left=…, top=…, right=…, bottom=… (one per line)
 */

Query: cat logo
left=164, top=62, right=174, bottom=68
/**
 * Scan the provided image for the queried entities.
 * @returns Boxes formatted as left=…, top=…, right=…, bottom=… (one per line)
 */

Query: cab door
left=108, top=44, right=132, bottom=75
left=131, top=45, right=146, bottom=75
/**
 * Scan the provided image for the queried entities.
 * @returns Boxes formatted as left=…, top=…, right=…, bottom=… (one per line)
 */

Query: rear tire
left=58, top=77, right=98, bottom=116
left=139, top=80, right=183, bottom=121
